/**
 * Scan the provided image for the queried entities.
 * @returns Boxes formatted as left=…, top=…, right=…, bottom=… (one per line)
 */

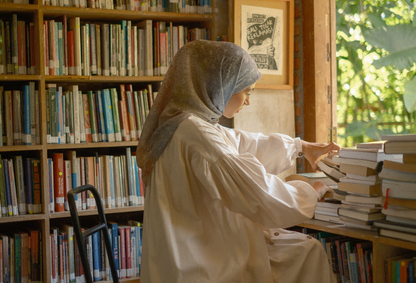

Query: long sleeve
left=194, top=149, right=317, bottom=229
left=218, top=125, right=302, bottom=175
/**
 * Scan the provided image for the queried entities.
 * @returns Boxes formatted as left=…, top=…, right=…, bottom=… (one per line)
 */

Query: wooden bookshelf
left=0, top=1, right=224, bottom=283
left=299, top=219, right=416, bottom=282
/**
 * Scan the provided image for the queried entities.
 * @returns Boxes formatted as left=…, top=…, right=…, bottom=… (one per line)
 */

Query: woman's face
left=223, top=83, right=256, bottom=118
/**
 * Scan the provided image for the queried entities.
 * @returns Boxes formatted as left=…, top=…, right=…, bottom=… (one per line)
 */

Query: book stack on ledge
left=329, top=144, right=402, bottom=231
left=373, top=134, right=416, bottom=243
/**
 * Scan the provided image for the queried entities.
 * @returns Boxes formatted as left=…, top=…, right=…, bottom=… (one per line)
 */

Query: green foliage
left=336, top=0, right=416, bottom=147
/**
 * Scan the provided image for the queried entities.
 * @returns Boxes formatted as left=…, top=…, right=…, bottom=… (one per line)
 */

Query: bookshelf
left=299, top=218, right=416, bottom=282
left=0, top=1, right=225, bottom=283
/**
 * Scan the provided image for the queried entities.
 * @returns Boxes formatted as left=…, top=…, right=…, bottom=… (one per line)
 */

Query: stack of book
left=330, top=144, right=403, bottom=230
left=373, top=134, right=416, bottom=243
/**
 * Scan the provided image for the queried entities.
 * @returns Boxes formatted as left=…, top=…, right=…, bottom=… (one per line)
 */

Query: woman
left=136, top=40, right=338, bottom=282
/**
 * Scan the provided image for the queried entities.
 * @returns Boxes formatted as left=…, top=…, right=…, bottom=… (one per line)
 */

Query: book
left=374, top=219, right=416, bottom=234
left=314, top=213, right=343, bottom=223
left=338, top=182, right=382, bottom=196
left=382, top=178, right=416, bottom=200
left=356, top=140, right=385, bottom=149
left=379, top=228, right=416, bottom=243
left=383, top=160, right=416, bottom=174
left=339, top=163, right=378, bottom=177
left=13, top=156, right=26, bottom=215
left=344, top=194, right=383, bottom=205
left=136, top=20, right=153, bottom=76
left=338, top=208, right=385, bottom=221
left=317, top=160, right=346, bottom=182
left=382, top=196, right=416, bottom=210
left=382, top=206, right=416, bottom=220
left=286, top=172, right=337, bottom=186
left=333, top=156, right=382, bottom=171
left=339, top=147, right=402, bottom=162
left=340, top=203, right=381, bottom=213
left=382, top=134, right=416, bottom=141
left=379, top=166, right=416, bottom=182
left=339, top=176, right=380, bottom=186
left=52, top=153, right=65, bottom=212
left=109, top=88, right=122, bottom=142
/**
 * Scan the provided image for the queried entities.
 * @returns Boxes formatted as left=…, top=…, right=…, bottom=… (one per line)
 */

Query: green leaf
left=404, top=75, right=416, bottom=112
left=366, top=13, right=387, bottom=28
left=363, top=24, right=416, bottom=70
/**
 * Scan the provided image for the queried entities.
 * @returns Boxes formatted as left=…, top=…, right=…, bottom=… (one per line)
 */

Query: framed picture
left=231, top=0, right=294, bottom=90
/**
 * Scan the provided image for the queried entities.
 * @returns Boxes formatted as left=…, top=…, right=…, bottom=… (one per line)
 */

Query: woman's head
left=137, top=40, right=261, bottom=182
left=159, top=40, right=261, bottom=120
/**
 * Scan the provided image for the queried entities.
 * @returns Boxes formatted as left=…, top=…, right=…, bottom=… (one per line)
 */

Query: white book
left=379, top=167, right=416, bottom=182
left=137, top=20, right=153, bottom=76
left=382, top=178, right=416, bottom=199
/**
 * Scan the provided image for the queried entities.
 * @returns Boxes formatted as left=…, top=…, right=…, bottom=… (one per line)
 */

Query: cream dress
left=140, top=115, right=336, bottom=283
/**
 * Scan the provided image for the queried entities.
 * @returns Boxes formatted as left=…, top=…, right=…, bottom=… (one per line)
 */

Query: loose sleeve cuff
left=294, top=138, right=303, bottom=158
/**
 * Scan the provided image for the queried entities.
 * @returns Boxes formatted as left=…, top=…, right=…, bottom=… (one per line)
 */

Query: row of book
left=0, top=16, right=36, bottom=75
left=45, top=83, right=155, bottom=145
left=0, top=84, right=41, bottom=146
left=0, top=229, right=43, bottom=283
left=294, top=228, right=373, bottom=283
left=385, top=253, right=416, bottom=283
left=44, top=16, right=207, bottom=78
left=42, top=0, right=213, bottom=14
left=49, top=149, right=143, bottom=213
left=0, top=155, right=42, bottom=217
left=49, top=221, right=142, bottom=283
left=316, top=134, right=416, bottom=243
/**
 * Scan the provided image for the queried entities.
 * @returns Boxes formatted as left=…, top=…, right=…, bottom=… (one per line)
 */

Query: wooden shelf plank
left=0, top=3, right=39, bottom=13
left=46, top=140, right=139, bottom=149
left=0, top=145, right=43, bottom=152
left=0, top=214, right=46, bottom=223
left=49, top=205, right=144, bottom=218
left=0, top=75, right=42, bottom=81
left=41, top=6, right=213, bottom=22
left=299, top=219, right=378, bottom=240
left=45, top=75, right=164, bottom=83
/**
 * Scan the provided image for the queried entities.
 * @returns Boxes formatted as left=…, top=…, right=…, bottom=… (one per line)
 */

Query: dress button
left=274, top=232, right=279, bottom=236
left=307, top=235, right=312, bottom=239
left=298, top=152, right=304, bottom=157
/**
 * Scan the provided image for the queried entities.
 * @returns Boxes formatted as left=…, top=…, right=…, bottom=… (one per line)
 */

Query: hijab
left=136, top=40, right=261, bottom=185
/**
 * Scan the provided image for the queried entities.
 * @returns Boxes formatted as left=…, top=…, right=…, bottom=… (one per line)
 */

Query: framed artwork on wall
left=230, top=0, right=294, bottom=90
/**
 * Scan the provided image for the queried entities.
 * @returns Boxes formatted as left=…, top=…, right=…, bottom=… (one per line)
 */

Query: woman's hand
left=311, top=181, right=333, bottom=201
left=301, top=141, right=340, bottom=170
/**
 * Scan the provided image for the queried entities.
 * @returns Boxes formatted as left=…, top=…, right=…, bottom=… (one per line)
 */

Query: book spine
left=48, top=158, right=54, bottom=213
left=24, top=157, right=33, bottom=214
left=96, top=91, right=107, bottom=142
left=0, top=155, right=7, bottom=217
left=22, top=85, right=31, bottom=145
left=4, top=91, right=13, bottom=146
left=125, top=90, right=137, bottom=141
left=31, top=159, right=42, bottom=214
left=29, top=82, right=36, bottom=145
left=3, top=159, right=13, bottom=216
left=8, top=159, right=19, bottom=216
left=82, top=93, right=92, bottom=143
left=102, top=89, right=115, bottom=142
left=87, top=91, right=98, bottom=142
left=12, top=90, right=22, bottom=145
left=109, top=88, right=121, bottom=142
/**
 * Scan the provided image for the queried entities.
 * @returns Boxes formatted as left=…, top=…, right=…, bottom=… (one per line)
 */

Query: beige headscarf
left=136, top=40, right=261, bottom=186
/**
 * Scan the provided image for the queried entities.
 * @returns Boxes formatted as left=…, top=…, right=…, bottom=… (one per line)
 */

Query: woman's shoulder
left=174, top=115, right=235, bottom=157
